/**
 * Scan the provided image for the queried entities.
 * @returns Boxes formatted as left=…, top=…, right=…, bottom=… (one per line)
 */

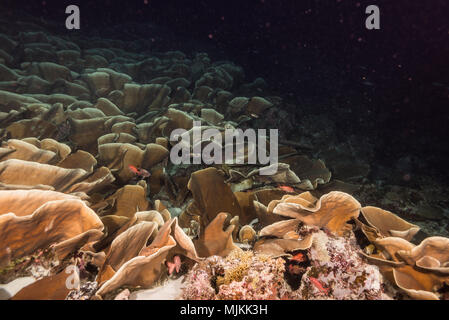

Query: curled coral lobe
left=0, top=192, right=103, bottom=266
left=361, top=206, right=420, bottom=241
left=272, top=191, right=361, bottom=236
left=194, top=212, right=240, bottom=258
left=396, top=237, right=449, bottom=275
left=187, top=167, right=242, bottom=231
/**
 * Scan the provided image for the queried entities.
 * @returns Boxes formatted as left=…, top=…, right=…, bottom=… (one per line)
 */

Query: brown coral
left=272, top=191, right=361, bottom=236
left=187, top=167, right=242, bottom=231
left=0, top=190, right=103, bottom=266
left=194, top=212, right=240, bottom=257
left=361, top=206, right=420, bottom=241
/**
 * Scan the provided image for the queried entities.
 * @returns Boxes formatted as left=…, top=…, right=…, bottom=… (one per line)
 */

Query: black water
left=2, top=0, right=449, bottom=182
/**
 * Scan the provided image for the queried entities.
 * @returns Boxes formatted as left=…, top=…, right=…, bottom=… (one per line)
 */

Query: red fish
left=128, top=165, right=139, bottom=174
left=290, top=252, right=306, bottom=263
left=166, top=255, right=182, bottom=275
left=128, top=165, right=151, bottom=178
left=309, top=276, right=329, bottom=295
left=277, top=185, right=295, bottom=193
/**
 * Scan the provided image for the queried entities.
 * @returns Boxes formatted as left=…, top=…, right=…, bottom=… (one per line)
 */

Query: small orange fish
left=128, top=165, right=151, bottom=178
left=309, top=276, right=329, bottom=295
left=128, top=165, right=139, bottom=174
left=278, top=185, right=295, bottom=193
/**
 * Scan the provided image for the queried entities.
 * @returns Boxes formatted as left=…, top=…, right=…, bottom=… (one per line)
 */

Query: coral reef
left=0, top=13, right=448, bottom=301
left=182, top=250, right=288, bottom=300
left=182, top=229, right=393, bottom=300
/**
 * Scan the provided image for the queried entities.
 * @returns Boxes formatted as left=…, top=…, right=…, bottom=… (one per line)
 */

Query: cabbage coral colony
left=0, top=18, right=448, bottom=301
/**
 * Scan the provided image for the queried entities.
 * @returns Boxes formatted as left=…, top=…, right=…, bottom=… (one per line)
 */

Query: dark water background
left=2, top=0, right=449, bottom=182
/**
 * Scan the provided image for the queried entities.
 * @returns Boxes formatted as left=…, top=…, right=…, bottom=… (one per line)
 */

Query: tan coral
left=396, top=237, right=449, bottom=275
left=98, top=133, right=136, bottom=145
left=0, top=189, right=78, bottom=217
left=0, top=139, right=58, bottom=164
left=154, top=199, right=171, bottom=222
left=97, top=221, right=158, bottom=284
left=141, top=217, right=200, bottom=262
left=5, top=118, right=58, bottom=140
left=247, top=163, right=301, bottom=185
left=98, top=143, right=144, bottom=181
left=53, top=229, right=104, bottom=261
left=1, top=138, right=71, bottom=166
left=259, top=219, right=302, bottom=239
left=187, top=167, right=242, bottom=231
left=83, top=71, right=111, bottom=96
left=57, top=150, right=97, bottom=172
left=67, top=108, right=106, bottom=120
left=162, top=108, right=194, bottom=133
left=98, top=142, right=168, bottom=183
left=0, top=90, right=42, bottom=110
left=229, top=215, right=240, bottom=241
left=96, top=218, right=198, bottom=297
left=97, top=68, right=132, bottom=90
left=93, top=215, right=137, bottom=252
left=392, top=265, right=447, bottom=300
left=251, top=188, right=291, bottom=227
left=361, top=206, right=420, bottom=241
left=194, top=212, right=240, bottom=257
left=359, top=235, right=449, bottom=299
left=111, top=121, right=136, bottom=135
left=134, top=116, right=170, bottom=144
left=68, top=117, right=108, bottom=148
left=142, top=143, right=169, bottom=168
left=253, top=234, right=315, bottom=258
left=0, top=158, right=113, bottom=194
left=135, top=210, right=165, bottom=228
left=69, top=166, right=115, bottom=194
left=281, top=155, right=331, bottom=190
left=35, top=138, right=71, bottom=161
left=95, top=240, right=175, bottom=298
left=272, top=191, right=361, bottom=236
left=233, top=191, right=258, bottom=225
left=361, top=236, right=415, bottom=267
left=122, top=83, right=171, bottom=114
left=97, top=184, right=150, bottom=218
left=0, top=191, right=103, bottom=266
left=0, top=159, right=86, bottom=192
left=253, top=200, right=282, bottom=227
left=24, top=62, right=72, bottom=82
left=94, top=97, right=124, bottom=116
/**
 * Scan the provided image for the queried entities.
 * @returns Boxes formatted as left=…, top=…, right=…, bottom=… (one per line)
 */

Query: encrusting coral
left=182, top=228, right=391, bottom=300
left=182, top=250, right=288, bottom=300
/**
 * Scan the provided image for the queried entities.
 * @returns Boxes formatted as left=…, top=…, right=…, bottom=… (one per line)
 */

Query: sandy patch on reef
left=129, top=276, right=185, bottom=300
left=0, top=276, right=36, bottom=300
